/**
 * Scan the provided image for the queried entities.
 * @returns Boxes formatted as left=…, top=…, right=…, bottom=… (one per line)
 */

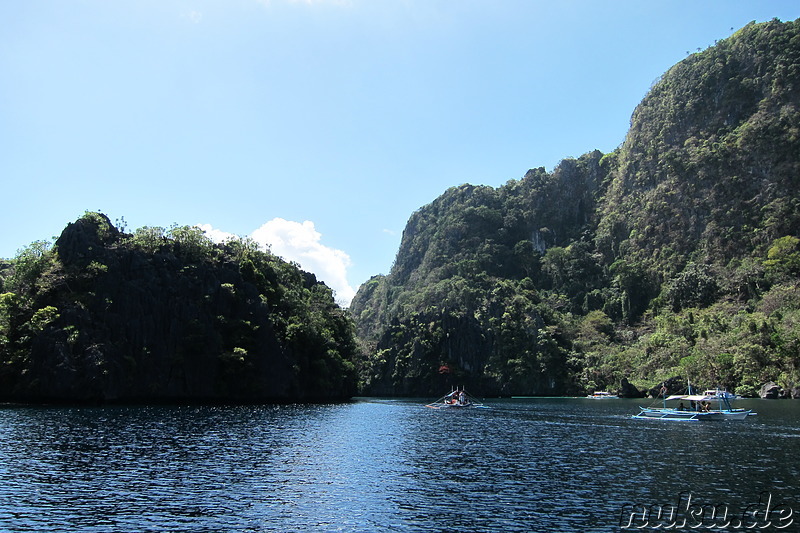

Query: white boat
left=425, top=388, right=486, bottom=409
left=702, top=388, right=740, bottom=400
left=633, top=391, right=752, bottom=421
left=587, top=391, right=619, bottom=399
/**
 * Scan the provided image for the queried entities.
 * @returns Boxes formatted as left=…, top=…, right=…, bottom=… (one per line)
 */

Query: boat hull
left=425, top=403, right=475, bottom=410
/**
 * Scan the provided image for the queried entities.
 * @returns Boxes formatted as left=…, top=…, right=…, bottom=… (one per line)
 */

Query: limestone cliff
left=0, top=213, right=357, bottom=403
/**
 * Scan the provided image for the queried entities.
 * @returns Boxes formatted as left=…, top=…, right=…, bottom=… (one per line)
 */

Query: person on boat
left=690, top=400, right=696, bottom=411
left=701, top=401, right=710, bottom=412
left=677, top=402, right=686, bottom=411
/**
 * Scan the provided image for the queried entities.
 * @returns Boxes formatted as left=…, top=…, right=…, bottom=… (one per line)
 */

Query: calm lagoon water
left=0, top=397, right=798, bottom=532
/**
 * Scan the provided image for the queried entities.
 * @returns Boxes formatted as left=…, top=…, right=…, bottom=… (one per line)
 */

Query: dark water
left=0, top=398, right=798, bottom=532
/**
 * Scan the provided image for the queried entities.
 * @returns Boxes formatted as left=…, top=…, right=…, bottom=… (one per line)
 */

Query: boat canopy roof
left=666, top=394, right=719, bottom=401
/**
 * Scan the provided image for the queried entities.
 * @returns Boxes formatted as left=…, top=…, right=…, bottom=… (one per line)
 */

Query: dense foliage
left=0, top=212, right=357, bottom=402
left=352, top=18, right=800, bottom=398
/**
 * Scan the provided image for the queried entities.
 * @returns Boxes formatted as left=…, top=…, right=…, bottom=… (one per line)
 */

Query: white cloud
left=198, top=219, right=357, bottom=307
left=252, top=218, right=356, bottom=306
left=196, top=224, right=236, bottom=244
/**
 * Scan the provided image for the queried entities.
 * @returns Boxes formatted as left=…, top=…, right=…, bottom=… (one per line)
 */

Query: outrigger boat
left=425, top=388, right=486, bottom=409
left=587, top=391, right=619, bottom=399
left=633, top=382, right=752, bottom=421
left=702, top=388, right=740, bottom=400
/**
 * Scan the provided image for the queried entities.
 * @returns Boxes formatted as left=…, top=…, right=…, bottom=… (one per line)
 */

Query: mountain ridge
left=351, top=18, right=800, bottom=398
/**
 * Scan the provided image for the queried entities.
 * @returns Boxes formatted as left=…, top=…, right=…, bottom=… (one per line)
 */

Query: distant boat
left=587, top=391, right=619, bottom=399
left=702, top=388, right=740, bottom=400
left=425, top=388, right=486, bottom=409
left=633, top=383, right=752, bottom=421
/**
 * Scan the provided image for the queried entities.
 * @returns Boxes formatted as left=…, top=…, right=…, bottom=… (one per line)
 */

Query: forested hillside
left=0, top=212, right=357, bottom=402
left=351, top=18, right=800, bottom=398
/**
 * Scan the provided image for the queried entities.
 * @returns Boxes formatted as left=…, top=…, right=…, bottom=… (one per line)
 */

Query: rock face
left=618, top=377, right=643, bottom=398
left=349, top=19, right=800, bottom=398
left=350, top=157, right=607, bottom=397
left=0, top=213, right=358, bottom=403
left=759, top=381, right=783, bottom=399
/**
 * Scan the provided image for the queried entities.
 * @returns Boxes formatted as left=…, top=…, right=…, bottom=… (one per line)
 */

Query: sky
left=1, top=1, right=798, bottom=306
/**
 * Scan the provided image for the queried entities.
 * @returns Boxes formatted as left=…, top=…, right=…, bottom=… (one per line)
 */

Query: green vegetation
left=351, top=18, right=800, bottom=398
left=0, top=212, right=357, bottom=402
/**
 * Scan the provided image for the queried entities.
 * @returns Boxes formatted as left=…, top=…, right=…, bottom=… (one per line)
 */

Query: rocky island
left=0, top=213, right=357, bottom=403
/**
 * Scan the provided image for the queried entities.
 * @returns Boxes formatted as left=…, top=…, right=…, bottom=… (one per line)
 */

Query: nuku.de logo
left=620, top=491, right=794, bottom=530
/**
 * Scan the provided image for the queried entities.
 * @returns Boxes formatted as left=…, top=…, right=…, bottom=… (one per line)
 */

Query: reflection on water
left=0, top=398, right=798, bottom=532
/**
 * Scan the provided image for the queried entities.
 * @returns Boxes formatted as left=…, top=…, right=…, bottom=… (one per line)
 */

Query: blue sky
left=2, top=1, right=798, bottom=306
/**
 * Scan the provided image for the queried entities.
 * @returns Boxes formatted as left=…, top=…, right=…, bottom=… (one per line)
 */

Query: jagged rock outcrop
left=352, top=153, right=606, bottom=396
left=760, top=381, right=783, bottom=399
left=0, top=213, right=357, bottom=403
left=595, top=19, right=800, bottom=274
